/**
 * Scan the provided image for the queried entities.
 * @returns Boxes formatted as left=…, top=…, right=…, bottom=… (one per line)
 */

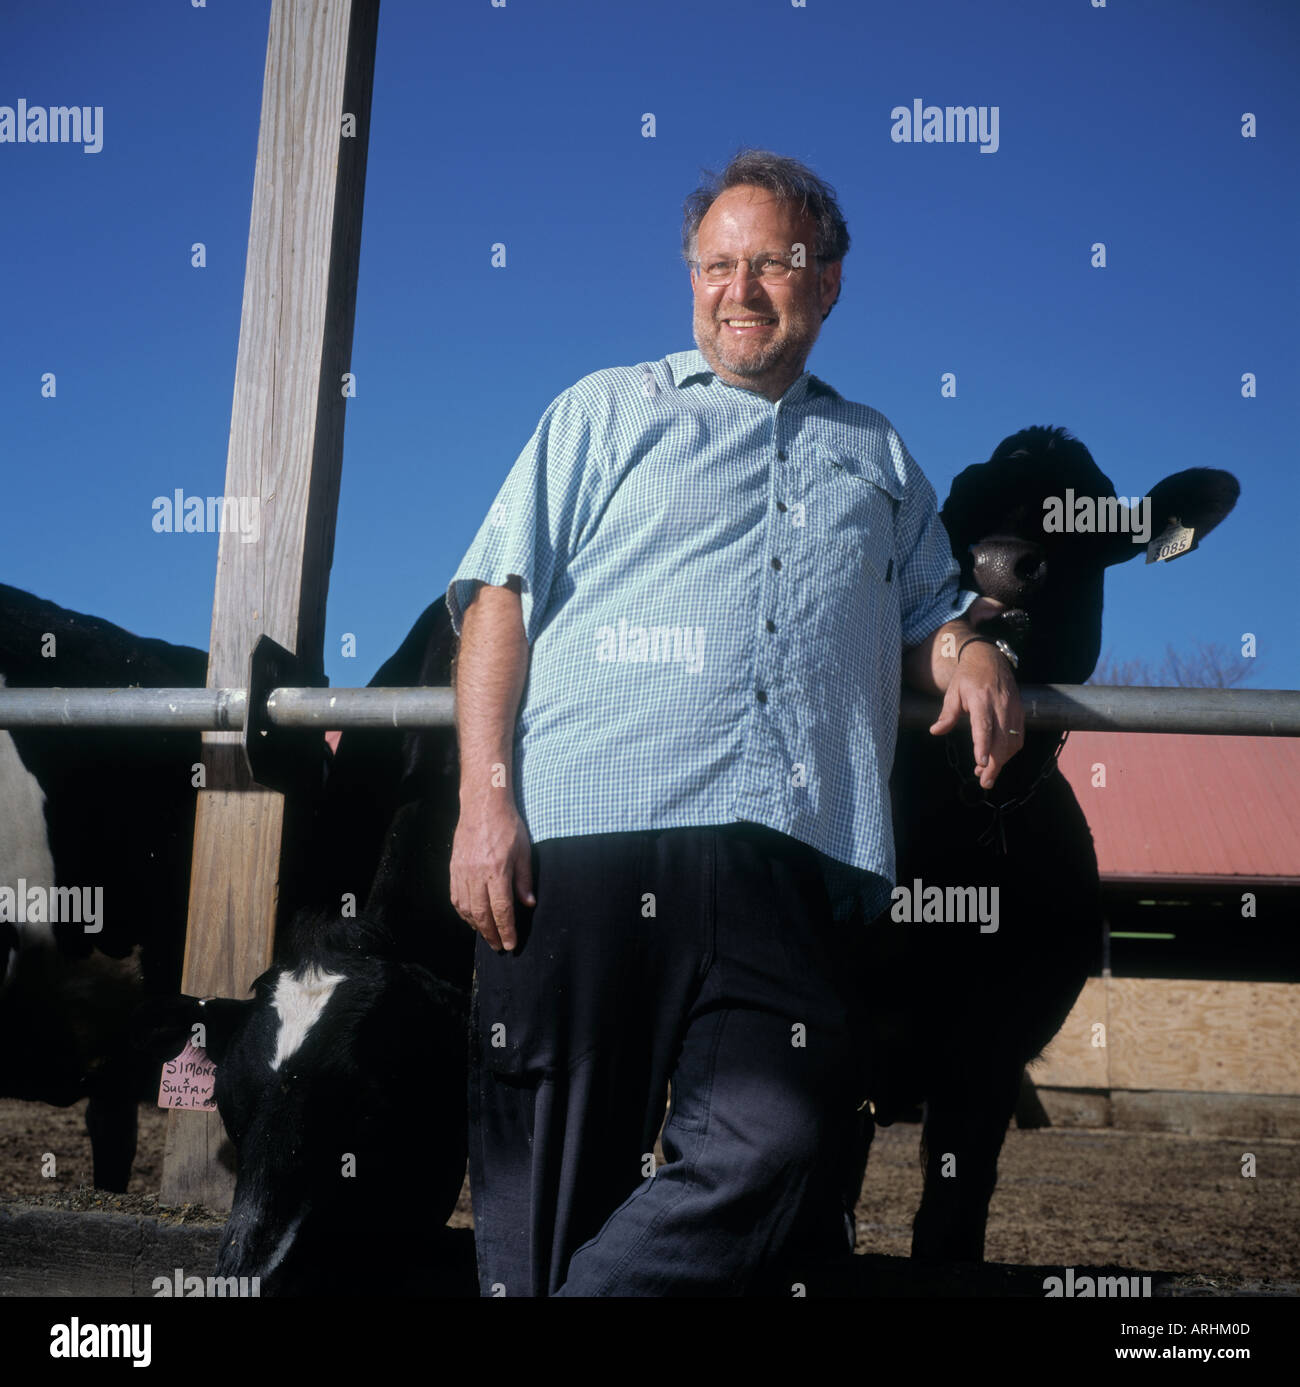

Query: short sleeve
left=445, top=389, right=605, bottom=642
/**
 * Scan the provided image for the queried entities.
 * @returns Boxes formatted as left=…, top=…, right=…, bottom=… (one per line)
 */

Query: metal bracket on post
left=243, top=635, right=328, bottom=793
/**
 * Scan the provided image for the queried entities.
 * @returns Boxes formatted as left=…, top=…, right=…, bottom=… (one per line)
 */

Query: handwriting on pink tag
left=157, top=1041, right=217, bottom=1110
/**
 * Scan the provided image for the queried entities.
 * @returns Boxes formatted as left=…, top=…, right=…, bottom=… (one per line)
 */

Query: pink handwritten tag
left=157, top=1040, right=217, bottom=1111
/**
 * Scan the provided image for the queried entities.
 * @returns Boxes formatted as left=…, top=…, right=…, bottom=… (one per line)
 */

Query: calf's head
left=943, top=426, right=1239, bottom=683
left=140, top=909, right=467, bottom=1295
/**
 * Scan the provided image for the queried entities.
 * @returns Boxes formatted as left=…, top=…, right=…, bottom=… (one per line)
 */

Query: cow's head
left=942, top=426, right=1240, bottom=683
left=138, top=907, right=468, bottom=1295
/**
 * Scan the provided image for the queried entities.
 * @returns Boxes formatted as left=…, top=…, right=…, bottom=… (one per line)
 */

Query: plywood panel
left=1109, top=978, right=1300, bottom=1095
left=1033, top=978, right=1300, bottom=1097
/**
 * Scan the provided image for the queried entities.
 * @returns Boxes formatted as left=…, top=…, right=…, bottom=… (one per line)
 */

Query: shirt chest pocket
left=795, top=447, right=901, bottom=582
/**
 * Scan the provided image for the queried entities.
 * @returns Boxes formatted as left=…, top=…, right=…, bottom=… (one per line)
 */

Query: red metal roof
left=1057, top=732, right=1300, bottom=881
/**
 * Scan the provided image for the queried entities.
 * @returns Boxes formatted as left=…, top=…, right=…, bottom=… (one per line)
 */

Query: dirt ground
left=1, top=1096, right=1296, bottom=1287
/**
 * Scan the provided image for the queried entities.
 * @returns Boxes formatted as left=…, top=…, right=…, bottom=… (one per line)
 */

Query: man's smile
left=721, top=316, right=777, bottom=332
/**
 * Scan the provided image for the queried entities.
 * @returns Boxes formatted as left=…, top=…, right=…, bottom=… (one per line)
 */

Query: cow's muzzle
left=969, top=536, right=1048, bottom=606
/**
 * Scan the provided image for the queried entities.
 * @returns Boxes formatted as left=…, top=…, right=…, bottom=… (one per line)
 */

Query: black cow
left=0, top=583, right=206, bottom=1191
left=855, top=427, right=1239, bottom=1262
left=141, top=598, right=472, bottom=1295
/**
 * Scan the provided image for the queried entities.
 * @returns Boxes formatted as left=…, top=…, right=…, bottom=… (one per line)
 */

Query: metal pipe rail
left=0, top=685, right=1296, bottom=736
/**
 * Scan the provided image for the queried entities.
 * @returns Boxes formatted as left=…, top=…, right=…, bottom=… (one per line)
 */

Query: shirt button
left=771, top=557, right=782, bottom=571
left=765, top=619, right=776, bottom=633
left=777, top=450, right=787, bottom=461
left=776, top=501, right=788, bottom=512
left=755, top=689, right=768, bottom=704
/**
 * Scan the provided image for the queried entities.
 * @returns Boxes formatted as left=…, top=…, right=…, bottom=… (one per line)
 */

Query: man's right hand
left=450, top=801, right=535, bottom=952
left=449, top=578, right=533, bottom=951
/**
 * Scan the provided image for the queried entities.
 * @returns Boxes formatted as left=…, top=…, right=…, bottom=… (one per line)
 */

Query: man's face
left=690, top=185, right=842, bottom=401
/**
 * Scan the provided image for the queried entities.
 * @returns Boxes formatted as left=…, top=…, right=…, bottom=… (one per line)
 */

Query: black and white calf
left=0, top=583, right=206, bottom=1190
left=856, top=427, right=1240, bottom=1262
left=142, top=598, right=472, bottom=1295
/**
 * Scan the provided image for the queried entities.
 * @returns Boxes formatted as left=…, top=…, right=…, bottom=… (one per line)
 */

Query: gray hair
left=681, top=148, right=850, bottom=314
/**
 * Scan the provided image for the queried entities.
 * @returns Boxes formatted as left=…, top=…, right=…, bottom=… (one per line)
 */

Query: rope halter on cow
left=945, top=729, right=1070, bottom=854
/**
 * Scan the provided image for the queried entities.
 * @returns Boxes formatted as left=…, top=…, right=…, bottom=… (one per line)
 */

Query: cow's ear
left=1148, top=468, right=1240, bottom=538
left=131, top=994, right=253, bottom=1065
left=1103, top=468, right=1241, bottom=567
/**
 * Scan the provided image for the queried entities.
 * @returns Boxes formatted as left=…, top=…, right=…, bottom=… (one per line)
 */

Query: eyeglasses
left=691, top=252, right=822, bottom=285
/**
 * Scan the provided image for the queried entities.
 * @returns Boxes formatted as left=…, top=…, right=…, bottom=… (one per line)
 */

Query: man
left=446, top=149, right=1021, bottom=1296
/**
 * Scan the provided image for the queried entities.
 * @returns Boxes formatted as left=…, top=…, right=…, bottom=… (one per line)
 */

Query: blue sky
left=2, top=0, right=1296, bottom=689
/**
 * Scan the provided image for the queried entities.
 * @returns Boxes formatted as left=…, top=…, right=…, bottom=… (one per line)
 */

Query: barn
left=1037, top=732, right=1300, bottom=1132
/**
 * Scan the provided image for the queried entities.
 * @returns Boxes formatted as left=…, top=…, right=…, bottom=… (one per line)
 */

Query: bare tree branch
left=1088, top=642, right=1259, bottom=687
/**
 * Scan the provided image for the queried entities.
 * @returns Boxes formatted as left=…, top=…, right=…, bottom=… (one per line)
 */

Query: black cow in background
left=141, top=598, right=473, bottom=1295
left=0, top=584, right=206, bottom=1191
left=855, top=427, right=1240, bottom=1262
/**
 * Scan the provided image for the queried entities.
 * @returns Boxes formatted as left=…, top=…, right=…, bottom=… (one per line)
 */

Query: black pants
left=467, top=823, right=870, bottom=1296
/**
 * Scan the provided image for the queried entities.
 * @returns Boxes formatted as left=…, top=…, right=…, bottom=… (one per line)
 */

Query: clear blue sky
left=2, top=0, right=1296, bottom=688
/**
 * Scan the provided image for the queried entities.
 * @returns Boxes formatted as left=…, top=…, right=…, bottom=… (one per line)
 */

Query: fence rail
left=0, top=685, right=1296, bottom=735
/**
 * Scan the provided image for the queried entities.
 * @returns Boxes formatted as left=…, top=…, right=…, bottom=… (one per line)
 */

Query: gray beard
left=700, top=331, right=788, bottom=379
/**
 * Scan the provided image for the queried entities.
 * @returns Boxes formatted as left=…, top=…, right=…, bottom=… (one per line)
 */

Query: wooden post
left=161, top=0, right=379, bottom=1208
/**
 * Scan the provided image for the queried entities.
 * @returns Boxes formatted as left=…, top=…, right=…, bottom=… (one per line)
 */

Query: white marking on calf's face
left=270, top=966, right=346, bottom=1071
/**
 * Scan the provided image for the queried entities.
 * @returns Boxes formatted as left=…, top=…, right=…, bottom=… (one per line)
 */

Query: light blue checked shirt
left=447, top=349, right=973, bottom=914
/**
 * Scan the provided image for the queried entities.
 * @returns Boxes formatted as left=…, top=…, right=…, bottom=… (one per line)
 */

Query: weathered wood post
left=161, top=0, right=380, bottom=1208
